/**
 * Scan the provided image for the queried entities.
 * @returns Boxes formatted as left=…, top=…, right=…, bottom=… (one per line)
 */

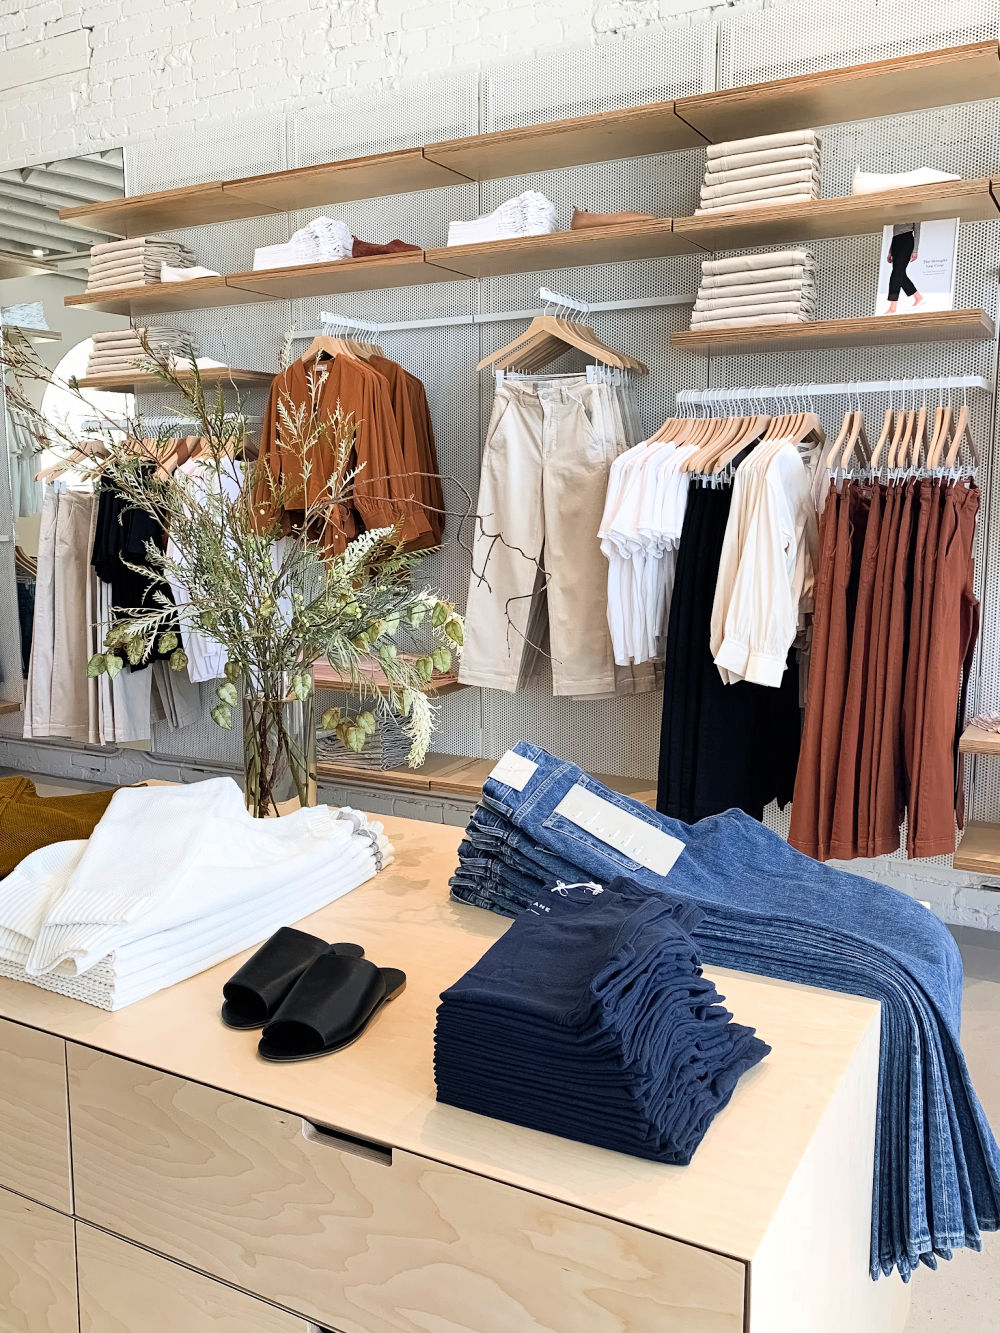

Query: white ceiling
left=0, top=149, right=124, bottom=273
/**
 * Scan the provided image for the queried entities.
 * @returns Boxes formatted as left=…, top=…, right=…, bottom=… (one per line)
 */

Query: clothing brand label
left=554, top=783, right=686, bottom=876
left=489, top=751, right=538, bottom=792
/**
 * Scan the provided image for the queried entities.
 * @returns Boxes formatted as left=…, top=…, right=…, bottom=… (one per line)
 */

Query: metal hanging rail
left=677, top=375, right=993, bottom=407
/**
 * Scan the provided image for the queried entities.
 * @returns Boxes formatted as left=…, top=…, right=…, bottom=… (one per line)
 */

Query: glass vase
left=242, top=670, right=317, bottom=818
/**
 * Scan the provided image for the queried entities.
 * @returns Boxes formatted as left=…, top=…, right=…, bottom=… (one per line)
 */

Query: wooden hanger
left=907, top=405, right=929, bottom=470
left=827, top=408, right=856, bottom=469
left=710, top=413, right=772, bottom=473
left=944, top=405, right=979, bottom=469
left=299, top=334, right=361, bottom=363
left=35, top=437, right=107, bottom=482
left=867, top=407, right=896, bottom=471
left=478, top=314, right=647, bottom=374
left=839, top=412, right=872, bottom=472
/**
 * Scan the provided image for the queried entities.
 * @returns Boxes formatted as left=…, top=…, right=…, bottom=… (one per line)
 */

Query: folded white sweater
left=701, top=169, right=820, bottom=201
left=701, top=249, right=814, bottom=276
left=692, top=300, right=810, bottom=323
left=704, top=155, right=820, bottom=187
left=700, top=265, right=813, bottom=291
left=705, top=141, right=822, bottom=173
left=695, top=190, right=817, bottom=214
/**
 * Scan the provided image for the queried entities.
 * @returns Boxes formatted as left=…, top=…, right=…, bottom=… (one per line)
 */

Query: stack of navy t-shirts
left=436, top=880, right=769, bottom=1163
left=449, top=743, right=1000, bottom=1281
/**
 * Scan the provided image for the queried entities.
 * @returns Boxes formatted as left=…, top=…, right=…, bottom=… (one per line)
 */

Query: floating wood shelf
left=65, top=275, right=239, bottom=317
left=426, top=218, right=699, bottom=277
left=671, top=308, right=996, bottom=357
left=0, top=701, right=21, bottom=716
left=60, top=151, right=472, bottom=238
left=959, top=725, right=1000, bottom=757
left=224, top=252, right=464, bottom=300
left=316, top=751, right=656, bottom=804
left=2, top=325, right=61, bottom=343
left=57, top=42, right=1000, bottom=241
left=954, top=823, right=1000, bottom=876
left=75, top=367, right=273, bottom=393
left=314, top=656, right=467, bottom=698
left=423, top=103, right=705, bottom=181
left=676, top=178, right=1000, bottom=251
left=64, top=255, right=469, bottom=315
left=0, top=252, right=57, bottom=280
left=674, top=40, right=1000, bottom=142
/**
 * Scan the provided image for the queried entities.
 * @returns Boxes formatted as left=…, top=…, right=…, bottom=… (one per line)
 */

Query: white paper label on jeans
left=554, top=783, right=685, bottom=876
left=489, top=751, right=538, bottom=792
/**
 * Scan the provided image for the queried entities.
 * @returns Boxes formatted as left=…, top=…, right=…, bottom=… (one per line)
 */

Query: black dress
left=656, top=482, right=801, bottom=823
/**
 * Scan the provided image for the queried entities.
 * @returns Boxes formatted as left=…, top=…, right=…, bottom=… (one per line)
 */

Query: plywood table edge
left=670, top=309, right=995, bottom=355
left=960, top=725, right=1000, bottom=755
left=954, top=823, right=1000, bottom=876
left=0, top=700, right=21, bottom=715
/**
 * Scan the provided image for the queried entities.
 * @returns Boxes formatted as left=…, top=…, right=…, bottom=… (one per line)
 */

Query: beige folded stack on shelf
left=85, top=327, right=197, bottom=377
left=696, top=130, right=821, bottom=214
left=86, top=237, right=197, bottom=290
left=690, top=248, right=816, bottom=330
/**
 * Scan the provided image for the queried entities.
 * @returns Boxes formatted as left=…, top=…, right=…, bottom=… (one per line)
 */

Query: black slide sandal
left=257, top=954, right=406, bottom=1062
left=221, top=929, right=364, bottom=1030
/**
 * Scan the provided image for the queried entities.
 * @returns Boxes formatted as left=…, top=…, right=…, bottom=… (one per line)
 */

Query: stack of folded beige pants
left=696, top=130, right=821, bottom=214
left=690, top=248, right=816, bottom=330
left=85, top=237, right=196, bottom=290
left=85, top=327, right=196, bottom=376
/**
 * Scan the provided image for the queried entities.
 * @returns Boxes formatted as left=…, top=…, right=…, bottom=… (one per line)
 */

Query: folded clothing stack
left=85, top=327, right=197, bottom=376
left=317, top=712, right=411, bottom=770
left=696, top=129, right=821, bottom=214
left=852, top=166, right=960, bottom=195
left=449, top=743, right=1000, bottom=1279
left=436, top=878, right=769, bottom=1163
left=253, top=216, right=354, bottom=271
left=690, top=247, right=816, bottom=330
left=1, top=300, right=47, bottom=329
left=86, top=237, right=197, bottom=290
left=447, top=191, right=557, bottom=246
left=0, top=778, right=392, bottom=1010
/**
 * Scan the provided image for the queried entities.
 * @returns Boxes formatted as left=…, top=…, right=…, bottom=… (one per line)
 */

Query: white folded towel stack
left=447, top=191, right=558, bottom=246
left=0, top=779, right=393, bottom=1010
left=696, top=130, right=821, bottom=214
left=85, top=327, right=197, bottom=377
left=690, top=248, right=817, bottom=330
left=86, top=237, right=197, bottom=290
left=253, top=216, right=353, bottom=271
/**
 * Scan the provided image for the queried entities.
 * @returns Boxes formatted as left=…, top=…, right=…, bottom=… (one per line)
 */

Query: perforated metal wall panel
left=2, top=6, right=998, bottom=859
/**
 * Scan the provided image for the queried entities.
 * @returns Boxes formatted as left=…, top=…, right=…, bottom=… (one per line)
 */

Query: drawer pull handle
left=301, top=1118, right=392, bottom=1165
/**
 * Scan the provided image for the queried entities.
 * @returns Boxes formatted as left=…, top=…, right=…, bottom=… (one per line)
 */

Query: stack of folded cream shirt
left=0, top=779, right=393, bottom=1011
left=691, top=248, right=816, bottom=330
left=86, top=237, right=197, bottom=290
left=696, top=130, right=821, bottom=214
left=85, top=327, right=196, bottom=376
left=447, top=191, right=557, bottom=245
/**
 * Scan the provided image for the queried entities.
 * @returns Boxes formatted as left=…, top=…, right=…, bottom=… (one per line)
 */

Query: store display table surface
left=0, top=814, right=909, bottom=1333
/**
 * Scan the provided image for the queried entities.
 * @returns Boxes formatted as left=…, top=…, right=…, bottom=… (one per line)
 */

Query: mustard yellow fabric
left=0, top=777, right=115, bottom=876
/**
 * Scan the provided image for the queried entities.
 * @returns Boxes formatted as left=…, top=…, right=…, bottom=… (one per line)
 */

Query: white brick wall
left=0, top=0, right=747, bottom=170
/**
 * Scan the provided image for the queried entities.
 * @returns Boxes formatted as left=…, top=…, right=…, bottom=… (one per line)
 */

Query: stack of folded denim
left=690, top=247, right=816, bottom=330
left=447, top=191, right=557, bottom=246
left=450, top=743, right=1000, bottom=1280
left=86, top=237, right=197, bottom=290
left=85, top=327, right=196, bottom=376
left=436, top=878, right=769, bottom=1163
left=696, top=129, right=821, bottom=214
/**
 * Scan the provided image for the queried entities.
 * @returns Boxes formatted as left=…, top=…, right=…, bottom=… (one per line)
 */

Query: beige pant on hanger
left=460, top=377, right=623, bottom=697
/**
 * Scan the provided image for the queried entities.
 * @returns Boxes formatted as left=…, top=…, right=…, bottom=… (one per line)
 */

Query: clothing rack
left=677, top=375, right=992, bottom=408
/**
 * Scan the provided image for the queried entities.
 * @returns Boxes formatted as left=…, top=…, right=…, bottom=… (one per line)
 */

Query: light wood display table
left=0, top=815, right=909, bottom=1333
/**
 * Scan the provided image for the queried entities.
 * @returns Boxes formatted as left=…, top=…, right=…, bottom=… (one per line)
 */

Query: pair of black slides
left=220, top=926, right=406, bottom=1062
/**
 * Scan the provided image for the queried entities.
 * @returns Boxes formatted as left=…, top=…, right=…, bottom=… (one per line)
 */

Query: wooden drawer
left=77, top=1224, right=319, bottom=1333
left=68, top=1046, right=745, bottom=1333
left=0, top=1185, right=77, bottom=1333
left=0, top=1017, right=71, bottom=1211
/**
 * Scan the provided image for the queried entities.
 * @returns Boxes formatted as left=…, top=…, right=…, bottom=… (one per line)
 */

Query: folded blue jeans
left=457, top=744, right=1000, bottom=1280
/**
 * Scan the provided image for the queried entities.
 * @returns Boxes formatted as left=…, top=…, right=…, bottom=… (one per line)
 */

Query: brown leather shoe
left=571, top=208, right=659, bottom=229
left=352, top=236, right=421, bottom=257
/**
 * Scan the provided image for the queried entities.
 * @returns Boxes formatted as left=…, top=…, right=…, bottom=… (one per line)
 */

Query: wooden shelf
left=65, top=275, right=239, bottom=317
left=76, top=367, right=273, bottom=393
left=2, top=325, right=61, bottom=343
left=314, top=656, right=467, bottom=698
left=675, top=40, right=1000, bottom=142
left=671, top=308, right=996, bottom=357
left=954, top=823, right=1000, bottom=876
left=423, top=102, right=705, bottom=181
left=60, top=152, right=471, bottom=238
left=676, top=178, right=1000, bottom=251
left=225, top=252, right=465, bottom=299
left=959, top=725, right=1000, bottom=757
left=426, top=218, right=699, bottom=277
left=317, top=750, right=656, bottom=804
left=0, top=701, right=20, bottom=716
